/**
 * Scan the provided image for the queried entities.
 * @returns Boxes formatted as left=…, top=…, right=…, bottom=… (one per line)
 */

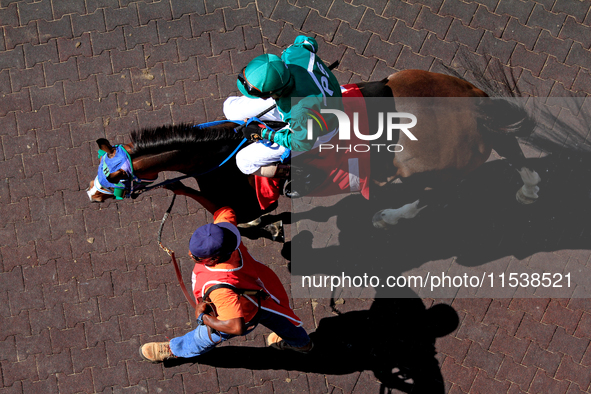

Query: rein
left=157, top=193, right=197, bottom=309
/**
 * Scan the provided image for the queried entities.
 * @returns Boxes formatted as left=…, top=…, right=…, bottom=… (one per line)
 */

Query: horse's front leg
left=372, top=200, right=427, bottom=229
left=516, top=167, right=541, bottom=204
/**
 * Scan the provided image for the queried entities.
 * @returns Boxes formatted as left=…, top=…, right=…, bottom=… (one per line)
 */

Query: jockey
left=224, top=35, right=343, bottom=179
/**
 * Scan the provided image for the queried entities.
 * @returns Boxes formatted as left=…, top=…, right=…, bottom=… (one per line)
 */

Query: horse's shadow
left=166, top=293, right=458, bottom=393
left=289, top=152, right=591, bottom=276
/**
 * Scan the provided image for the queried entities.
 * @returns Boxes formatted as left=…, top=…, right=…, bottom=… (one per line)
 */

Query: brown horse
left=355, top=69, right=540, bottom=228
left=86, top=68, right=540, bottom=227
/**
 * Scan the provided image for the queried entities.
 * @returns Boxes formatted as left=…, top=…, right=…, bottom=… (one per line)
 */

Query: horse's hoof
left=516, top=189, right=538, bottom=204
left=237, top=217, right=262, bottom=228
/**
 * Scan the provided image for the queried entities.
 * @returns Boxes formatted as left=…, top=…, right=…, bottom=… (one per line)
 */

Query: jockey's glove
left=242, top=117, right=278, bottom=142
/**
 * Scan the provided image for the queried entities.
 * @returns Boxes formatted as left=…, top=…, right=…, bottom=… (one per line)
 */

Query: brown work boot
left=267, top=332, right=313, bottom=354
left=139, top=342, right=177, bottom=363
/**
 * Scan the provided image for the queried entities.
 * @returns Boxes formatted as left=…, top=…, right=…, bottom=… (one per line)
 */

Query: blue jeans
left=169, top=310, right=310, bottom=358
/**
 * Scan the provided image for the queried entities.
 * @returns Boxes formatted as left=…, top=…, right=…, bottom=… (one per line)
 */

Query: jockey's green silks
left=262, top=36, right=343, bottom=152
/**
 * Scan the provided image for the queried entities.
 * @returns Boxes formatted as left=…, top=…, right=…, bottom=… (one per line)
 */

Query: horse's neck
left=131, top=128, right=241, bottom=179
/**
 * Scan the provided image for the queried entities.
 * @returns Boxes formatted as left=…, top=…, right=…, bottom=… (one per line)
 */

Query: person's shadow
left=166, top=292, right=458, bottom=393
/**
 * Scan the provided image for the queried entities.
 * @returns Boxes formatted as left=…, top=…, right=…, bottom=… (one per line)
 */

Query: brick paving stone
left=522, top=341, right=564, bottom=376
left=572, top=69, right=591, bottom=92
left=51, top=100, right=86, bottom=129
left=190, top=8, right=225, bottom=37
left=104, top=4, right=139, bottom=32
left=414, top=6, right=453, bottom=39
left=3, top=129, right=38, bottom=160
left=78, top=51, right=113, bottom=79
left=477, top=30, right=517, bottom=64
left=124, top=20, right=159, bottom=50
left=528, top=3, right=568, bottom=38
left=22, top=376, right=59, bottom=394
left=37, top=350, right=74, bottom=380
left=171, top=0, right=206, bottom=19
left=71, top=10, right=107, bottom=38
left=296, top=0, right=332, bottom=17
left=441, top=356, right=478, bottom=392
left=515, top=314, right=557, bottom=348
left=211, top=29, right=246, bottom=55
left=420, top=33, right=457, bottom=64
left=439, top=0, right=478, bottom=24
left=57, top=33, right=92, bottom=62
left=126, top=358, right=165, bottom=386
left=259, top=17, right=284, bottom=46
left=559, top=16, right=591, bottom=49
left=464, top=341, right=505, bottom=377
left=327, top=0, right=365, bottom=27
left=4, top=22, right=39, bottom=50
left=390, top=20, right=428, bottom=53
left=542, top=299, right=584, bottom=334
left=158, top=15, right=192, bottom=44
left=244, top=25, right=263, bottom=50
left=86, top=0, right=118, bottom=13
left=19, top=0, right=52, bottom=26
left=553, top=0, right=591, bottom=24
left=503, top=17, right=542, bottom=51
left=496, top=355, right=537, bottom=391
left=364, top=35, right=403, bottom=66
left=197, top=51, right=233, bottom=79
left=52, top=0, right=85, bottom=20
left=529, top=369, right=570, bottom=394
left=334, top=22, right=373, bottom=55
left=0, top=2, right=18, bottom=27
left=10, top=63, right=43, bottom=93
left=177, top=35, right=212, bottom=60
left=470, top=370, right=511, bottom=393
left=91, top=26, right=126, bottom=55
left=302, top=10, right=340, bottom=40
left=1, top=354, right=38, bottom=387
left=224, top=3, right=259, bottom=31
left=138, top=0, right=173, bottom=25
left=496, top=0, right=535, bottom=24
left=56, top=369, right=94, bottom=394
left=573, top=312, right=591, bottom=339
left=358, top=9, right=395, bottom=40
left=548, top=327, right=590, bottom=363
left=93, top=362, right=131, bottom=392
left=0, top=46, right=24, bottom=70
left=470, top=4, right=510, bottom=38
left=384, top=0, right=422, bottom=26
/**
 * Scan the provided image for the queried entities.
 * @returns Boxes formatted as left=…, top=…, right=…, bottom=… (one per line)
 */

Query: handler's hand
left=195, top=301, right=210, bottom=319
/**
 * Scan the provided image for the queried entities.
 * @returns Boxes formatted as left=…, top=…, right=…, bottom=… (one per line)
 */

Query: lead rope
left=157, top=193, right=197, bottom=310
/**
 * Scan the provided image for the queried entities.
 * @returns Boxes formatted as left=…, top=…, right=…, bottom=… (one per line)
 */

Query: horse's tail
left=442, top=56, right=537, bottom=139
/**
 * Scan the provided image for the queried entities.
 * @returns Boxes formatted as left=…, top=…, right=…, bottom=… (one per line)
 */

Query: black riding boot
left=283, top=164, right=326, bottom=199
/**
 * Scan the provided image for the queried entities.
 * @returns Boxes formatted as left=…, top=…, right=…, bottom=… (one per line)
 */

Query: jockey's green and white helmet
left=237, top=54, right=292, bottom=98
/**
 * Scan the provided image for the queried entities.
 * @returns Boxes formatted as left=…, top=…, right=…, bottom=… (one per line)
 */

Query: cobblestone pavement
left=1, top=0, right=591, bottom=393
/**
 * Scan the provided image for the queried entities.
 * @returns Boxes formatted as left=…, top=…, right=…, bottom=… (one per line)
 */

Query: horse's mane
left=129, top=122, right=242, bottom=156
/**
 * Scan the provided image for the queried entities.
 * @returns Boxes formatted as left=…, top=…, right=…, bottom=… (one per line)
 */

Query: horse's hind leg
left=491, top=135, right=541, bottom=204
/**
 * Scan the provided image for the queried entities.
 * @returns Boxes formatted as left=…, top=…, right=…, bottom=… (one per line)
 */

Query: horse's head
left=87, top=138, right=131, bottom=203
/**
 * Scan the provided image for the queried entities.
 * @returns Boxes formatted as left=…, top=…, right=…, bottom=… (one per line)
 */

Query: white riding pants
left=224, top=96, right=338, bottom=174
left=224, top=96, right=287, bottom=175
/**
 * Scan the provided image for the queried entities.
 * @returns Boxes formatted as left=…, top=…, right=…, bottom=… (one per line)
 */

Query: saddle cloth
left=255, top=84, right=371, bottom=209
